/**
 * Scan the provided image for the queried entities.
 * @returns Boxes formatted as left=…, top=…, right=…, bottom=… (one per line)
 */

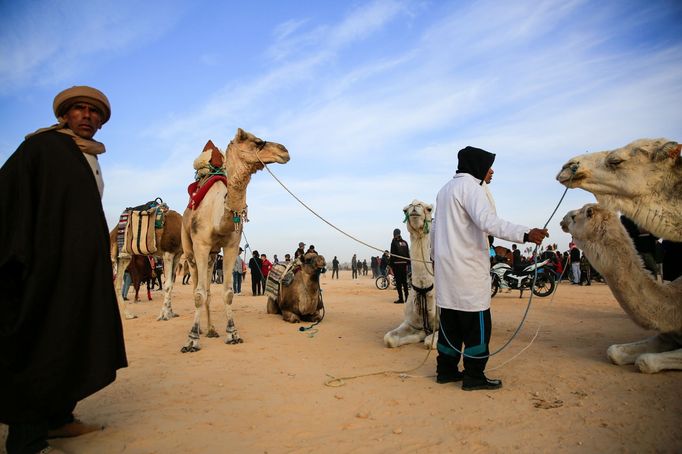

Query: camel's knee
left=266, top=298, right=281, bottom=314
left=282, top=311, right=301, bottom=323
left=607, top=344, right=636, bottom=365
left=384, top=332, right=400, bottom=348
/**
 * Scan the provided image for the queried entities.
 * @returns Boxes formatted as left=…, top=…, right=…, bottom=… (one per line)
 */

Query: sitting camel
left=181, top=129, right=290, bottom=352
left=266, top=252, right=326, bottom=323
left=557, top=138, right=681, bottom=242
left=561, top=204, right=682, bottom=373
left=109, top=210, right=183, bottom=320
left=384, top=200, right=437, bottom=349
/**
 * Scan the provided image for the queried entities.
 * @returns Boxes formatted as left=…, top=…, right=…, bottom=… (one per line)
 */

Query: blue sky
left=2, top=0, right=681, bottom=262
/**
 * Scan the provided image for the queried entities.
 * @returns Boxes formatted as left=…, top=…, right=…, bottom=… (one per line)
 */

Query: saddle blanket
left=264, top=262, right=295, bottom=300
left=187, top=175, right=227, bottom=210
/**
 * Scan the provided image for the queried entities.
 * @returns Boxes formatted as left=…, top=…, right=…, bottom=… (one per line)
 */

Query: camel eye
left=606, top=157, right=624, bottom=169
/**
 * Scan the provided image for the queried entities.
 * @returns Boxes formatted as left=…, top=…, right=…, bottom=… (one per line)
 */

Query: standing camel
left=110, top=209, right=183, bottom=320
left=181, top=128, right=290, bottom=352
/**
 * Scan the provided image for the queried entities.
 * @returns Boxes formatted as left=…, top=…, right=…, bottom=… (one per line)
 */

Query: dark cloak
left=0, top=130, right=127, bottom=424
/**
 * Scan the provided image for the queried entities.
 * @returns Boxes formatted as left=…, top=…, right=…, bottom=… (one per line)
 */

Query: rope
left=255, top=151, right=578, bottom=384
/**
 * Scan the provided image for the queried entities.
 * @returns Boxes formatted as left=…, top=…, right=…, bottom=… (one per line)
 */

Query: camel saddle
left=118, top=198, right=168, bottom=256
left=264, top=261, right=297, bottom=300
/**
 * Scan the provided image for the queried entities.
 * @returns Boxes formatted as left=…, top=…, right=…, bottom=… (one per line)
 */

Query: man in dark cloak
left=0, top=86, right=128, bottom=454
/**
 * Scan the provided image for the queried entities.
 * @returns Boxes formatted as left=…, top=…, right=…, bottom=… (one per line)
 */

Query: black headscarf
left=456, top=146, right=496, bottom=184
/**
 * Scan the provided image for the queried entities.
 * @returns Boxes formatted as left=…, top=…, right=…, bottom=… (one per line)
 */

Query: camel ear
left=235, top=128, right=247, bottom=142
left=655, top=141, right=681, bottom=162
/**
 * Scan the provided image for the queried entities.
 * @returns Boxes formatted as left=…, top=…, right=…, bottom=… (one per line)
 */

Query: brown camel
left=180, top=128, right=290, bottom=352
left=266, top=252, right=326, bottom=323
left=110, top=209, right=183, bottom=320
left=127, top=255, right=154, bottom=302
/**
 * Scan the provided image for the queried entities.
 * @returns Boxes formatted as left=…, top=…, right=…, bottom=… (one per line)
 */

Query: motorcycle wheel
left=532, top=274, right=555, bottom=297
left=376, top=275, right=389, bottom=290
left=491, top=276, right=499, bottom=298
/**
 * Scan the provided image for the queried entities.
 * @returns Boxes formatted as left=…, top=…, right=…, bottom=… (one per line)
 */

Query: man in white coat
left=432, top=146, right=548, bottom=391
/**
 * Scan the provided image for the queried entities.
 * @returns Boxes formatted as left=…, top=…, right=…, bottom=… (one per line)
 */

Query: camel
left=127, top=255, right=154, bottom=302
left=266, top=252, right=326, bottom=323
left=109, top=209, right=183, bottom=320
left=180, top=128, right=290, bottom=352
left=560, top=204, right=682, bottom=373
left=384, top=200, right=438, bottom=349
left=556, top=138, right=682, bottom=242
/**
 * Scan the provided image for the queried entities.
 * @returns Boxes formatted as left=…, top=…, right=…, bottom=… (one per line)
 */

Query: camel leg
left=282, top=310, right=301, bottom=324
left=204, top=253, right=219, bottom=338
left=181, top=250, right=207, bottom=353
left=635, top=348, right=682, bottom=373
left=383, top=322, right=426, bottom=348
left=607, top=334, right=678, bottom=366
left=266, top=297, right=281, bottom=314
left=158, top=251, right=180, bottom=320
left=115, top=254, right=136, bottom=319
left=220, top=242, right=242, bottom=344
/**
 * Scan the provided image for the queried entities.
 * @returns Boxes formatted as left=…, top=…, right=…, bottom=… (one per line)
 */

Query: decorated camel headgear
left=53, top=86, right=111, bottom=124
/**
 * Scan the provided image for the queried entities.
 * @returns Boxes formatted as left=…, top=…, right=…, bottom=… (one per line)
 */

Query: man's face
left=63, top=102, right=103, bottom=139
left=484, top=167, right=494, bottom=184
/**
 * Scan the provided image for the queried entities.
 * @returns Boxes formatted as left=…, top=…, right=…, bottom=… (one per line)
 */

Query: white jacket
left=432, top=173, right=528, bottom=311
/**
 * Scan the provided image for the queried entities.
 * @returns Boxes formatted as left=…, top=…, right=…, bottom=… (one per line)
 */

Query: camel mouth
left=559, top=220, right=570, bottom=233
left=556, top=171, right=585, bottom=187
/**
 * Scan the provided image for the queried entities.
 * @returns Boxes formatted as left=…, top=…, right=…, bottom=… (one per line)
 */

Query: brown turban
left=53, top=86, right=111, bottom=124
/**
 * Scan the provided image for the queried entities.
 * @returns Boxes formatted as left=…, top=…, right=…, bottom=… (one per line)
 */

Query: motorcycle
left=490, top=259, right=556, bottom=298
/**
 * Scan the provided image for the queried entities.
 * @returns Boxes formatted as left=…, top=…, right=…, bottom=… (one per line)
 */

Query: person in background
left=233, top=247, right=245, bottom=295
left=351, top=254, right=358, bottom=279
left=284, top=253, right=292, bottom=264
left=569, top=244, right=581, bottom=284
left=0, top=85, right=127, bottom=454
left=389, top=228, right=410, bottom=304
left=432, top=146, right=547, bottom=391
left=122, top=269, right=132, bottom=301
left=260, top=254, right=272, bottom=289
left=294, top=242, right=305, bottom=259
left=332, top=256, right=339, bottom=279
left=273, top=254, right=279, bottom=265
left=249, top=251, right=263, bottom=296
left=380, top=250, right=390, bottom=276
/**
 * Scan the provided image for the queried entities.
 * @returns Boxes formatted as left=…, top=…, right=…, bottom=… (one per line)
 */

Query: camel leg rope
left=256, top=154, right=577, bottom=384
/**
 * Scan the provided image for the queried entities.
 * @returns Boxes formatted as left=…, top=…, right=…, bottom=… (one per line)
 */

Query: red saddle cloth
left=187, top=175, right=227, bottom=210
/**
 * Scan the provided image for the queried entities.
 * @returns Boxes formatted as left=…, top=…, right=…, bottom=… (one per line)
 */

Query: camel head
left=300, top=252, right=326, bottom=281
left=225, top=128, right=290, bottom=176
left=556, top=138, right=682, bottom=199
left=403, top=200, right=433, bottom=236
left=560, top=203, right=616, bottom=244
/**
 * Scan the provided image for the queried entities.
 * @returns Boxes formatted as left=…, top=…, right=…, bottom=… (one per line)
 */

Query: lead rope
left=255, top=151, right=578, bottom=384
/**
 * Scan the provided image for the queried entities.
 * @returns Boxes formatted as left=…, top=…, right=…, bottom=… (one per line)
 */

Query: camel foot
left=206, top=328, right=220, bottom=338
left=181, top=335, right=201, bottom=353
left=157, top=309, right=178, bottom=321
left=124, top=311, right=137, bottom=320
left=180, top=345, right=201, bottom=353
left=225, top=334, right=243, bottom=344
left=635, top=354, right=662, bottom=374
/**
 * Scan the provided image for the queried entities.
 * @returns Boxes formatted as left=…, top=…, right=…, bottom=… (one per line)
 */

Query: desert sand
left=1, top=271, right=680, bottom=453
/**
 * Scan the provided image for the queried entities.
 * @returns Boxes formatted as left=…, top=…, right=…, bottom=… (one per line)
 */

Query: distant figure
left=332, top=256, right=339, bottom=279
left=294, top=242, right=305, bottom=259
left=362, top=259, right=368, bottom=276
left=570, top=245, right=581, bottom=284
left=212, top=254, right=223, bottom=284
left=390, top=228, right=410, bottom=304
left=284, top=253, right=292, bottom=264
left=351, top=254, right=358, bottom=279
left=511, top=244, right=521, bottom=269
left=370, top=256, right=378, bottom=278
left=261, top=254, right=273, bottom=288
left=233, top=247, right=245, bottom=294
left=273, top=254, right=279, bottom=265
left=249, top=251, right=263, bottom=295
left=307, top=245, right=317, bottom=255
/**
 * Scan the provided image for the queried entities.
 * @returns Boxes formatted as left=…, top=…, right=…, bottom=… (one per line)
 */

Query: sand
left=1, top=272, right=680, bottom=453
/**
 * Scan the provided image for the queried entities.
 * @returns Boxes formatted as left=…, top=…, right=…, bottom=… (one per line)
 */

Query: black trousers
left=437, top=307, right=492, bottom=379
left=251, top=272, right=262, bottom=295
left=393, top=264, right=409, bottom=302
left=6, top=402, right=76, bottom=454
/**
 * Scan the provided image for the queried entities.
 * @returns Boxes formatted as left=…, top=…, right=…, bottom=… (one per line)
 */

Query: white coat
left=432, top=173, right=528, bottom=312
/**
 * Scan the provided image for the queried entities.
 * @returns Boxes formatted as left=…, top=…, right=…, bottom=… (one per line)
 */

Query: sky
left=1, top=0, right=681, bottom=263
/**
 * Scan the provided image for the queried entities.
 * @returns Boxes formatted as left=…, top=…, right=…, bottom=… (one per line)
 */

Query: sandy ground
left=2, top=271, right=680, bottom=453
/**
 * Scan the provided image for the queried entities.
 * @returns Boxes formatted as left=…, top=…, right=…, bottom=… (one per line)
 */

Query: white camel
left=384, top=200, right=438, bottom=349
left=561, top=204, right=682, bottom=373
left=557, top=138, right=681, bottom=241
left=180, top=129, right=290, bottom=352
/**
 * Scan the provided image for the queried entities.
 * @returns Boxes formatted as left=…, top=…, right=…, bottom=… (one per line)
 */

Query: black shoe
left=393, top=300, right=404, bottom=304
left=436, top=371, right=463, bottom=384
left=462, top=376, right=502, bottom=391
